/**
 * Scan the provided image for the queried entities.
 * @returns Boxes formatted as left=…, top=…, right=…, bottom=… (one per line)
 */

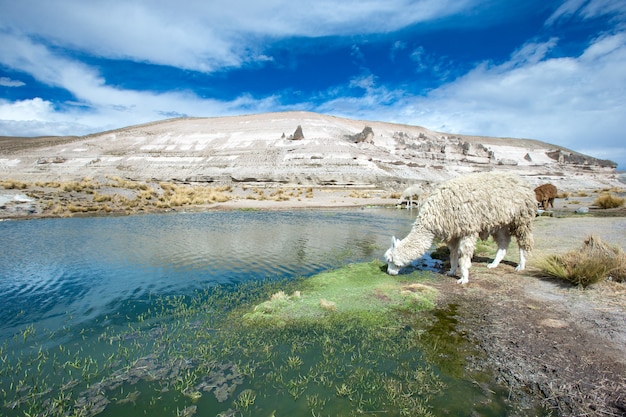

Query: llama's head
left=384, top=236, right=403, bottom=275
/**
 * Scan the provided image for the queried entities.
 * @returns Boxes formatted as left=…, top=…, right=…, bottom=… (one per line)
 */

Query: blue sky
left=1, top=0, right=625, bottom=168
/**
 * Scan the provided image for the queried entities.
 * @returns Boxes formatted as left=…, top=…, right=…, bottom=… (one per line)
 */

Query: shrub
left=538, top=235, right=626, bottom=287
left=593, top=193, right=624, bottom=209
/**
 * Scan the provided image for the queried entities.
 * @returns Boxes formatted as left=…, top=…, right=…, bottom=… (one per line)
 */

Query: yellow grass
left=537, top=235, right=626, bottom=287
left=92, top=192, right=112, bottom=203
left=349, top=190, right=371, bottom=198
left=156, top=183, right=232, bottom=207
left=593, top=193, right=624, bottom=209
left=107, top=176, right=148, bottom=190
left=0, top=179, right=28, bottom=189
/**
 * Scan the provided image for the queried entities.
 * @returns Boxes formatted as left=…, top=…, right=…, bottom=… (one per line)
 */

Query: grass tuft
left=0, top=179, right=28, bottom=189
left=593, top=193, right=624, bottom=209
left=537, top=235, right=626, bottom=287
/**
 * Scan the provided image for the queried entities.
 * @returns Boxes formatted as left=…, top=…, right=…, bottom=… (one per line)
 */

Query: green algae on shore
left=243, top=260, right=438, bottom=326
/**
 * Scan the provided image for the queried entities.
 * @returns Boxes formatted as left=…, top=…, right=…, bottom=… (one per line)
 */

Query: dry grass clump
left=107, top=175, right=148, bottom=190
left=245, top=187, right=268, bottom=201
left=598, top=187, right=624, bottom=193
left=244, top=187, right=305, bottom=201
left=67, top=203, right=100, bottom=213
left=349, top=190, right=371, bottom=198
left=61, top=177, right=100, bottom=193
left=92, top=192, right=112, bottom=203
left=538, top=235, right=626, bottom=287
left=319, top=299, right=337, bottom=311
left=156, top=183, right=231, bottom=207
left=0, top=179, right=28, bottom=189
left=593, top=193, right=624, bottom=209
left=35, top=181, right=62, bottom=188
left=269, top=189, right=292, bottom=201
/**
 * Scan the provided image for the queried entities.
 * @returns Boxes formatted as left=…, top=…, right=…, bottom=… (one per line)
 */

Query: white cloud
left=390, top=41, right=407, bottom=61
left=0, top=77, right=25, bottom=87
left=310, top=32, right=626, bottom=167
left=0, top=0, right=477, bottom=72
left=399, top=33, right=626, bottom=164
left=0, top=32, right=284, bottom=135
left=0, top=97, right=54, bottom=120
left=546, top=0, right=626, bottom=25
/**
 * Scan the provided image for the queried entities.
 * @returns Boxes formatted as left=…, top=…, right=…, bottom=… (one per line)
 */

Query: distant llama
left=534, top=183, right=557, bottom=209
left=384, top=172, right=536, bottom=284
left=398, top=183, right=432, bottom=209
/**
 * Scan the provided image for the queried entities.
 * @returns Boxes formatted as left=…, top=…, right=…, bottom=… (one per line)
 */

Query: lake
left=0, top=209, right=545, bottom=416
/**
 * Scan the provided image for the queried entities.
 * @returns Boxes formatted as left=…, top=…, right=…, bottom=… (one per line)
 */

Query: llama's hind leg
left=488, top=227, right=511, bottom=269
left=446, top=238, right=460, bottom=277
left=457, top=235, right=477, bottom=284
left=514, top=225, right=533, bottom=272
left=516, top=248, right=527, bottom=271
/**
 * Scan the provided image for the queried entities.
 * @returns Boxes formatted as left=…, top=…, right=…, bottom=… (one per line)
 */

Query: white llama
left=399, top=183, right=432, bottom=209
left=385, top=172, right=536, bottom=284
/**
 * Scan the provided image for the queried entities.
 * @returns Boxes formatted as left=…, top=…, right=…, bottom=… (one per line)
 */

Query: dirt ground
left=426, top=212, right=626, bottom=417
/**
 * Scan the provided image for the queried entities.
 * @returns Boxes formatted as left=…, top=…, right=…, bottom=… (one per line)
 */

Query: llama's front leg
left=446, top=238, right=459, bottom=276
left=515, top=248, right=527, bottom=271
left=488, top=228, right=511, bottom=269
left=457, top=235, right=477, bottom=284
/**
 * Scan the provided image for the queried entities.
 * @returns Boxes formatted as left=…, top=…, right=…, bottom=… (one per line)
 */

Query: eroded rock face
left=546, top=149, right=616, bottom=168
left=291, top=125, right=304, bottom=140
left=348, top=126, right=374, bottom=144
left=0, top=111, right=620, bottom=191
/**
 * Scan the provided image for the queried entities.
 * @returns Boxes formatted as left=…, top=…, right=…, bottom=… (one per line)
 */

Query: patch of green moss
left=243, top=260, right=437, bottom=326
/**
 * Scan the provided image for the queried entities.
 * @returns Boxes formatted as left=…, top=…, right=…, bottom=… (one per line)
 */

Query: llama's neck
left=394, top=224, right=435, bottom=266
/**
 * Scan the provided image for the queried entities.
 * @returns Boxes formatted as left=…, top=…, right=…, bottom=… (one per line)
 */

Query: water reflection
left=0, top=209, right=414, bottom=335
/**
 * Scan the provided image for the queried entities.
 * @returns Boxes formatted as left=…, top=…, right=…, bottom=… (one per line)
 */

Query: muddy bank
left=425, top=216, right=626, bottom=416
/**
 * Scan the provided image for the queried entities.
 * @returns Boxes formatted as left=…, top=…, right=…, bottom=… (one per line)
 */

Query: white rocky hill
left=0, top=111, right=621, bottom=191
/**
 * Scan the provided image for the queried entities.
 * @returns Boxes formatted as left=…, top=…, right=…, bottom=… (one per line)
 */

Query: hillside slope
left=0, top=111, right=620, bottom=190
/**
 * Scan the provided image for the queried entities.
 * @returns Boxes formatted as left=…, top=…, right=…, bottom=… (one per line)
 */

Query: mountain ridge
left=1, top=111, right=621, bottom=191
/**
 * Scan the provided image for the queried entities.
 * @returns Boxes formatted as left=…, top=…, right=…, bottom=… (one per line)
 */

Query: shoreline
left=0, top=186, right=400, bottom=221
left=2, top=178, right=625, bottom=221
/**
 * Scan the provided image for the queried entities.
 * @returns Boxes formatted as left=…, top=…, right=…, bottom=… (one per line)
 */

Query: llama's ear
left=391, top=236, right=398, bottom=247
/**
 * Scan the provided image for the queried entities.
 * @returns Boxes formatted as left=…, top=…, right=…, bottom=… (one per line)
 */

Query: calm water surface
left=0, top=209, right=414, bottom=337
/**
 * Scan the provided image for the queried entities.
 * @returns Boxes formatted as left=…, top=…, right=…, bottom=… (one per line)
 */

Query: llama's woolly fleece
left=385, top=171, right=536, bottom=283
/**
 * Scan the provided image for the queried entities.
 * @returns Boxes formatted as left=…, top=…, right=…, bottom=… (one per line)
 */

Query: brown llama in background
left=534, top=183, right=557, bottom=209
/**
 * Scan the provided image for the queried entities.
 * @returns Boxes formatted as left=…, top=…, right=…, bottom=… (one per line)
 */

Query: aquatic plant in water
left=0, top=260, right=531, bottom=417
